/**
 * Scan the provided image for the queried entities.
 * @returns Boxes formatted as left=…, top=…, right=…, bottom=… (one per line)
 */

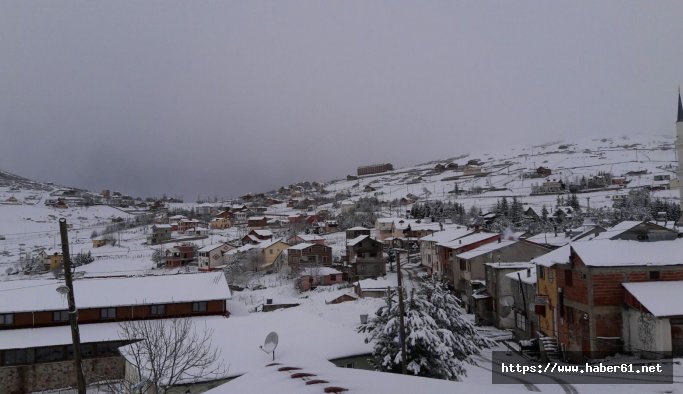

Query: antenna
left=259, top=331, right=279, bottom=361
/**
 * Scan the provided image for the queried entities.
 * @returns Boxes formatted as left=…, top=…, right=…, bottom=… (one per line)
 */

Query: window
left=515, top=312, right=527, bottom=330
left=329, top=274, right=336, bottom=281
left=192, top=302, right=207, bottom=313
left=100, top=308, right=116, bottom=320
left=459, top=260, right=467, bottom=271
left=53, top=310, right=70, bottom=322
left=538, top=267, right=545, bottom=280
left=649, top=271, right=660, bottom=280
left=3, top=349, right=34, bottom=365
left=151, top=304, right=166, bottom=316
left=0, top=313, right=13, bottom=326
left=35, top=346, right=65, bottom=363
left=345, top=362, right=354, bottom=368
left=564, top=270, right=573, bottom=286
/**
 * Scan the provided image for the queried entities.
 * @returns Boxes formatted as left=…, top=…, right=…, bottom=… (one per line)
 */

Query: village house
left=454, top=240, right=550, bottom=310
left=622, top=280, right=683, bottom=357
left=374, top=218, right=441, bottom=242
left=436, top=232, right=500, bottom=290
left=0, top=273, right=231, bottom=393
left=353, top=276, right=397, bottom=298
left=345, top=226, right=371, bottom=240
left=247, top=216, right=268, bottom=229
left=253, top=238, right=290, bottom=272
left=164, top=244, right=196, bottom=267
left=91, top=237, right=108, bottom=248
left=473, top=262, right=534, bottom=328
left=297, top=267, right=343, bottom=291
left=286, top=233, right=325, bottom=245
left=287, top=242, right=333, bottom=270
left=177, top=219, right=202, bottom=234
left=346, top=235, right=385, bottom=279
left=506, top=266, right=538, bottom=340
left=197, top=243, right=235, bottom=271
left=535, top=239, right=683, bottom=361
left=419, top=227, right=474, bottom=275
left=357, top=163, right=393, bottom=176
left=340, top=200, right=355, bottom=214
left=147, top=224, right=171, bottom=245
left=241, top=229, right=273, bottom=245
left=593, top=220, right=678, bottom=241
left=209, top=217, right=232, bottom=229
left=463, top=164, right=482, bottom=176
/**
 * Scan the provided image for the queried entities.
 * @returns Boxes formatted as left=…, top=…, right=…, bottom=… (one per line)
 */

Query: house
left=241, top=229, right=273, bottom=245
left=214, top=210, right=233, bottom=219
left=198, top=243, right=235, bottom=271
left=39, top=250, right=63, bottom=271
left=538, top=239, right=683, bottom=361
left=374, top=218, right=441, bottom=242
left=177, top=219, right=202, bottom=234
left=622, top=280, right=683, bottom=357
left=537, top=166, right=552, bottom=177
left=532, top=180, right=563, bottom=194
left=375, top=218, right=395, bottom=240
left=463, top=164, right=482, bottom=176
left=346, top=235, right=385, bottom=279
left=91, top=237, right=108, bottom=248
left=253, top=239, right=290, bottom=272
left=247, top=216, right=268, bottom=229
left=531, top=245, right=570, bottom=342
left=120, top=309, right=373, bottom=392
left=164, top=244, right=196, bottom=267
left=506, top=266, right=538, bottom=340
left=210, top=217, right=232, bottom=229
left=473, top=262, right=534, bottom=328
left=454, top=240, right=550, bottom=310
left=593, top=220, right=678, bottom=241
left=297, top=267, right=343, bottom=291
left=147, top=224, right=171, bottom=245
left=0, top=273, right=231, bottom=393
left=345, top=226, right=371, bottom=239
left=287, top=243, right=333, bottom=270
left=340, top=200, right=355, bottom=214
left=357, top=163, right=393, bottom=176
left=419, top=227, right=474, bottom=276
left=286, top=233, right=325, bottom=245
left=436, top=232, right=500, bottom=291
left=354, top=276, right=397, bottom=298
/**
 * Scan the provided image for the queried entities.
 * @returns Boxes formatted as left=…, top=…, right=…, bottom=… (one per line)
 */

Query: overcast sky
left=2, top=1, right=683, bottom=199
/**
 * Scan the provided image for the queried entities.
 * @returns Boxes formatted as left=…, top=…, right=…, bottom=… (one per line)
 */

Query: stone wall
left=0, top=356, right=124, bottom=393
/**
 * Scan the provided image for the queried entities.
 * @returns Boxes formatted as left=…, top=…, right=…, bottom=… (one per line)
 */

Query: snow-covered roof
left=354, top=276, right=397, bottom=290
left=593, top=220, right=644, bottom=240
left=253, top=229, right=273, bottom=237
left=255, top=238, right=288, bottom=250
left=437, top=232, right=498, bottom=249
left=623, top=281, right=683, bottom=317
left=456, top=240, right=518, bottom=260
left=153, top=224, right=172, bottom=229
left=293, top=234, right=324, bottom=241
left=248, top=216, right=266, bottom=221
left=484, top=262, right=535, bottom=270
left=198, top=243, right=230, bottom=253
left=531, top=245, right=570, bottom=267
left=347, top=226, right=369, bottom=231
left=525, top=232, right=571, bottom=247
left=202, top=354, right=525, bottom=394
left=419, top=227, right=471, bottom=243
left=572, top=239, right=683, bottom=267
left=121, top=309, right=372, bottom=380
left=347, top=234, right=369, bottom=246
left=301, top=267, right=342, bottom=276
left=289, top=242, right=315, bottom=250
left=0, top=272, right=231, bottom=313
left=506, top=266, right=537, bottom=285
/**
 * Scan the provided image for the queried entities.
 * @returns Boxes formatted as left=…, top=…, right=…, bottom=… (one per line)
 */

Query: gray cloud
left=1, top=1, right=682, bottom=199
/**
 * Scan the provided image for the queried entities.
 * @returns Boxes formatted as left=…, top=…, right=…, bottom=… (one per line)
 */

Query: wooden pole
left=59, top=218, right=86, bottom=394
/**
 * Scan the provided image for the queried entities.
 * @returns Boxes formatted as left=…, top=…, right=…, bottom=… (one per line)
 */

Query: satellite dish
left=259, top=331, right=279, bottom=361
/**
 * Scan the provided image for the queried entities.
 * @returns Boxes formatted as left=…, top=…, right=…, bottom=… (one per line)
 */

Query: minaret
left=677, top=88, right=683, bottom=219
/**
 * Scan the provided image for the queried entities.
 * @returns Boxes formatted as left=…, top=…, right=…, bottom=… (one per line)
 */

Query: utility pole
left=396, top=247, right=408, bottom=375
left=59, top=218, right=86, bottom=394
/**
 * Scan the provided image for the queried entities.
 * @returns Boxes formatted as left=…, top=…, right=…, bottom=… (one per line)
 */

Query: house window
left=151, top=305, right=166, bottom=316
left=649, top=271, right=660, bottom=280
left=345, top=362, right=354, bottom=368
left=330, top=274, right=336, bottom=281
left=3, top=349, right=34, bottom=366
left=100, top=308, right=116, bottom=320
left=515, top=312, right=527, bottom=330
left=564, top=270, right=573, bottom=286
left=35, top=346, right=65, bottom=363
left=53, top=310, right=70, bottom=322
left=192, top=302, right=207, bottom=313
left=459, top=260, right=467, bottom=271
left=0, top=313, right=13, bottom=326
left=538, top=267, right=545, bottom=280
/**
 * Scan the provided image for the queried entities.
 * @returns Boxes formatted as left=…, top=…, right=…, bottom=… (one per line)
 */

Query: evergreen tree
left=358, top=279, right=492, bottom=380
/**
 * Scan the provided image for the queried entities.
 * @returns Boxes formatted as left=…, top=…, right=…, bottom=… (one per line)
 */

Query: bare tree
left=112, top=318, right=225, bottom=394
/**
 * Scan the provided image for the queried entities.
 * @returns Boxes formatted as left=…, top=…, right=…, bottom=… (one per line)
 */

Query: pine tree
left=358, top=279, right=492, bottom=380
